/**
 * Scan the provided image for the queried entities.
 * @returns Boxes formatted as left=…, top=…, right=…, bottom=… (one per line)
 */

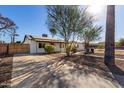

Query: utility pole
left=104, top=5, right=115, bottom=65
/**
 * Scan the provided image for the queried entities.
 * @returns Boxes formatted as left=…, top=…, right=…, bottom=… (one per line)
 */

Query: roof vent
left=42, top=34, right=48, bottom=37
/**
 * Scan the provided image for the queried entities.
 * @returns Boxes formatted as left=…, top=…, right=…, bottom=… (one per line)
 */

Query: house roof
left=23, top=35, right=65, bottom=43
left=23, top=35, right=84, bottom=44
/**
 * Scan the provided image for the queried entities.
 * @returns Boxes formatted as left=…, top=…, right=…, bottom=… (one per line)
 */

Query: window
left=38, top=43, right=43, bottom=48
left=38, top=43, right=45, bottom=48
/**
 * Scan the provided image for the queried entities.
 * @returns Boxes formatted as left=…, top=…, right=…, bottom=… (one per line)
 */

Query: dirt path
left=11, top=53, right=121, bottom=88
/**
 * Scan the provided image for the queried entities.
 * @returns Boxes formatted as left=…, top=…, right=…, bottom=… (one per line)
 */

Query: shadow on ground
left=0, top=55, right=13, bottom=88
left=107, top=65, right=124, bottom=87
left=11, top=54, right=121, bottom=88
left=1, top=53, right=124, bottom=88
left=66, top=55, right=120, bottom=86
left=11, top=56, right=70, bottom=88
left=73, top=54, right=124, bottom=88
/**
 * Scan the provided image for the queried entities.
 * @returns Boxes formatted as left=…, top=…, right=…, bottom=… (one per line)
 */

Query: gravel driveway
left=11, top=53, right=121, bottom=88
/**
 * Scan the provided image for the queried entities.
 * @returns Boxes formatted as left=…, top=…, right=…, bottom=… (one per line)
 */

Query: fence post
left=6, top=44, right=9, bottom=55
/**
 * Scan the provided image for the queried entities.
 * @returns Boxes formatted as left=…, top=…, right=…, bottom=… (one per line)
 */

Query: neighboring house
left=23, top=35, right=84, bottom=54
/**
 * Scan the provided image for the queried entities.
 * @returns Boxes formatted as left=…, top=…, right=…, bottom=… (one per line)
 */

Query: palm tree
left=104, top=5, right=115, bottom=65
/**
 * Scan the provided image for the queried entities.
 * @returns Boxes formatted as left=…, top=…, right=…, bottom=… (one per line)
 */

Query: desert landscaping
left=0, top=51, right=124, bottom=88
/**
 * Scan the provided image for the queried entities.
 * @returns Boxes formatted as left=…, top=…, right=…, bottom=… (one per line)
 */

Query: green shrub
left=71, top=45, right=77, bottom=53
left=119, top=38, right=124, bottom=46
left=115, top=42, right=121, bottom=48
left=44, top=45, right=55, bottom=53
left=97, top=44, right=104, bottom=49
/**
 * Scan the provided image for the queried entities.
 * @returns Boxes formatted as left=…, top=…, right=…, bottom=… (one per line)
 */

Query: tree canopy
left=79, top=25, right=102, bottom=44
left=79, top=25, right=102, bottom=52
left=47, top=5, right=94, bottom=56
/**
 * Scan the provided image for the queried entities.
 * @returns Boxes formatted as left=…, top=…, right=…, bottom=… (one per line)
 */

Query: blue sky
left=0, top=5, right=49, bottom=42
left=0, top=5, right=124, bottom=42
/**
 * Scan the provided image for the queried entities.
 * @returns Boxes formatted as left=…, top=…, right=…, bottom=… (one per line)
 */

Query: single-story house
left=23, top=35, right=84, bottom=54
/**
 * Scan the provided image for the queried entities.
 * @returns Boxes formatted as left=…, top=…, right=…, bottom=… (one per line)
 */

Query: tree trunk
left=65, top=42, right=71, bottom=57
left=10, top=36, right=12, bottom=43
left=104, top=5, right=115, bottom=65
left=84, top=42, right=90, bottom=54
left=12, top=36, right=15, bottom=44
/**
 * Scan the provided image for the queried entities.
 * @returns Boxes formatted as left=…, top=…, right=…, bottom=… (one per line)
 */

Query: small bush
left=66, top=44, right=76, bottom=52
left=71, top=45, right=77, bottom=53
left=97, top=44, right=104, bottom=49
left=119, top=38, right=124, bottom=46
left=44, top=45, right=55, bottom=53
left=115, top=42, right=121, bottom=48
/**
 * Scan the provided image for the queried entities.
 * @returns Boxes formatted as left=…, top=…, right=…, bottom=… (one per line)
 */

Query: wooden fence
left=0, top=44, right=8, bottom=55
left=0, top=44, right=30, bottom=55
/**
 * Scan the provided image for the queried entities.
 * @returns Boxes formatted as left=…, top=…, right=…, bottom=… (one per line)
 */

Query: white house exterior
left=23, top=35, right=84, bottom=54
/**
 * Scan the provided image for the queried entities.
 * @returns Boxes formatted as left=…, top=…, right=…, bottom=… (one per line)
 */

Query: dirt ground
left=1, top=52, right=124, bottom=88
left=10, top=53, right=122, bottom=88
left=94, top=49, right=124, bottom=59
left=0, top=55, right=13, bottom=88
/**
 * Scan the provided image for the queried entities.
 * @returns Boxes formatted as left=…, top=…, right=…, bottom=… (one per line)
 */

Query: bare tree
left=0, top=14, right=16, bottom=31
left=9, top=28, right=19, bottom=43
left=0, top=14, right=18, bottom=43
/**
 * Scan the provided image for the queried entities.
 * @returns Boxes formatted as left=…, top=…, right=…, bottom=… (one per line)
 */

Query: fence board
left=0, top=44, right=8, bottom=55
